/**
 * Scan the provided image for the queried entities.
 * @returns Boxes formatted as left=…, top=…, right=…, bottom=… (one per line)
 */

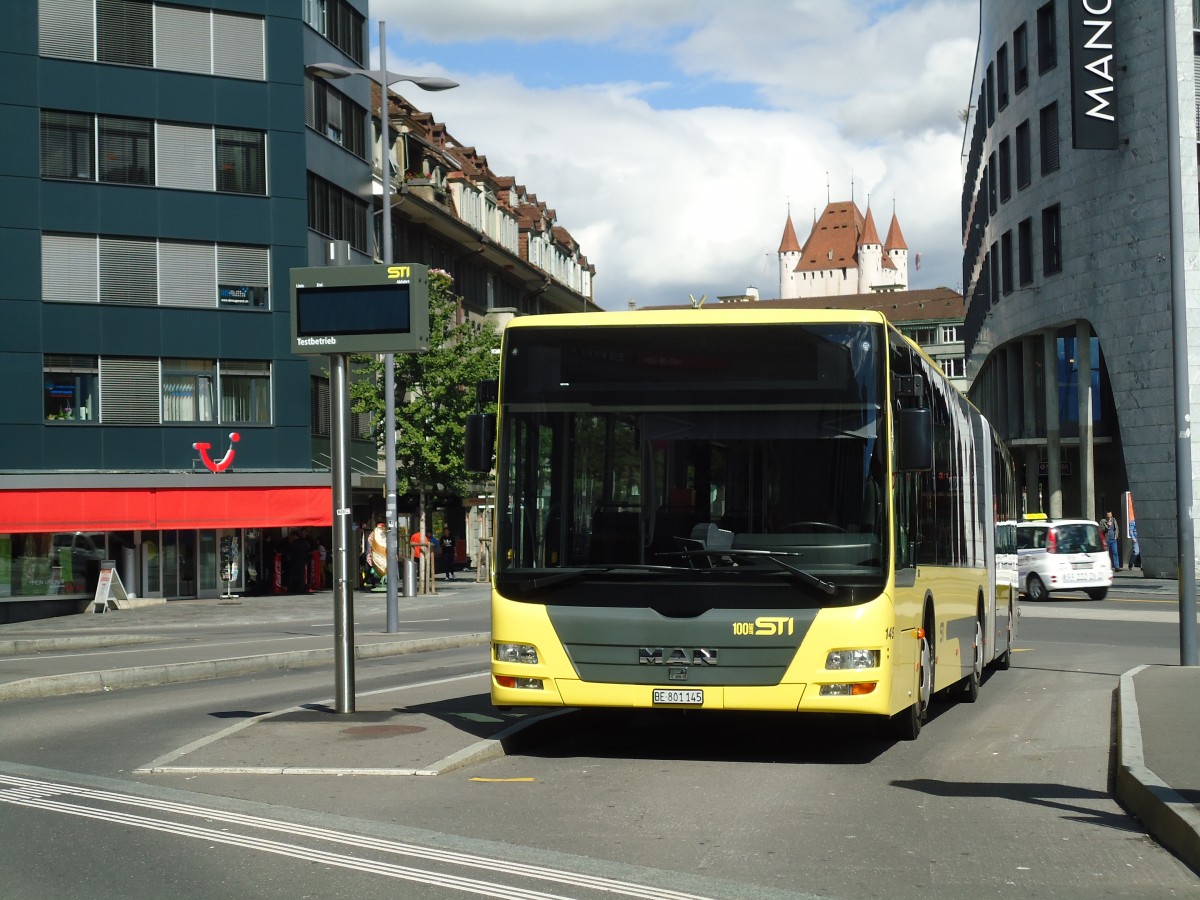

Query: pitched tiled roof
left=794, top=202, right=866, bottom=273
left=884, top=213, right=908, bottom=251
left=778, top=214, right=802, bottom=253
left=860, top=207, right=881, bottom=246
left=730, top=287, right=964, bottom=323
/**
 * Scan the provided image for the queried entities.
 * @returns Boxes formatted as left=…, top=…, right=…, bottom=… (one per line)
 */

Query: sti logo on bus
left=639, top=648, right=718, bottom=666
left=732, top=616, right=795, bottom=636
left=387, top=265, right=411, bottom=280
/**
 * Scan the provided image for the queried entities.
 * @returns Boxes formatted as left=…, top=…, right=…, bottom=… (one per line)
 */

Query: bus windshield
left=496, top=321, right=888, bottom=606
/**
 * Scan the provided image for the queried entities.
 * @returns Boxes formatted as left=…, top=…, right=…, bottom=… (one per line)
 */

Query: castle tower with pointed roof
left=778, top=201, right=909, bottom=299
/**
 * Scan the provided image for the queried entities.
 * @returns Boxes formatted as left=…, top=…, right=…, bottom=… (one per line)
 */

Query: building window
left=987, top=152, right=998, bottom=215
left=1016, top=120, right=1032, bottom=189
left=40, top=110, right=94, bottom=181
left=303, top=0, right=365, bottom=65
left=996, top=44, right=1009, bottom=111
left=1001, top=230, right=1014, bottom=295
left=910, top=327, right=936, bottom=345
left=990, top=242, right=1000, bottom=305
left=1018, top=217, right=1034, bottom=285
left=44, top=354, right=99, bottom=422
left=1037, top=1, right=1057, bottom=74
left=98, top=115, right=154, bottom=185
left=941, top=357, right=966, bottom=379
left=162, top=358, right=217, bottom=423
left=96, top=0, right=153, bottom=67
left=220, top=360, right=271, bottom=423
left=1014, top=24, right=1029, bottom=93
left=1039, top=102, right=1060, bottom=174
left=999, top=137, right=1012, bottom=203
left=42, top=0, right=264, bottom=79
left=43, top=233, right=269, bottom=309
left=216, top=128, right=266, bottom=195
left=985, top=62, right=995, bottom=127
left=307, top=172, right=369, bottom=253
left=940, top=325, right=959, bottom=343
left=1042, top=204, right=1062, bottom=275
left=305, top=77, right=368, bottom=159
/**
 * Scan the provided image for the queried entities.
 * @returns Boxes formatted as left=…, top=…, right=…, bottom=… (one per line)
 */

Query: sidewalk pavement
left=1, top=570, right=1198, bottom=874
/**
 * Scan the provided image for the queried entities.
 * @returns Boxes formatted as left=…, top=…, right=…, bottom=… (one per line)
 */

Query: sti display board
left=290, top=264, right=430, bottom=356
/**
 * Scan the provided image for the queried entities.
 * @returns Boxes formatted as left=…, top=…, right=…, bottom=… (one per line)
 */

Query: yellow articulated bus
left=472, top=309, right=1019, bottom=739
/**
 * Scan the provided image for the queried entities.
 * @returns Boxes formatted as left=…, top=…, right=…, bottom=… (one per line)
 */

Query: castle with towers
left=778, top=201, right=910, bottom=299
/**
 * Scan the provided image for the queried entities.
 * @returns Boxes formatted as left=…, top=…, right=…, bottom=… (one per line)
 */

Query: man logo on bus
left=639, top=648, right=719, bottom=666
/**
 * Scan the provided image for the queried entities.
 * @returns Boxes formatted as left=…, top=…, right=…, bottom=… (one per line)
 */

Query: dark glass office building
left=0, top=0, right=374, bottom=617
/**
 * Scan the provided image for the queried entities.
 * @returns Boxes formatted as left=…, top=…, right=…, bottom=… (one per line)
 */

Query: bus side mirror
left=465, top=413, right=496, bottom=473
left=897, top=407, right=932, bottom=471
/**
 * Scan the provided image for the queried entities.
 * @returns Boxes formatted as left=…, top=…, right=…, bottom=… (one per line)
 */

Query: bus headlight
left=494, top=642, right=539, bottom=664
left=825, top=649, right=880, bottom=670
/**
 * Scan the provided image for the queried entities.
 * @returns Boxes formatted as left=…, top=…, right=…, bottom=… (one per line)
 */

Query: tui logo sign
left=194, top=432, right=240, bottom=473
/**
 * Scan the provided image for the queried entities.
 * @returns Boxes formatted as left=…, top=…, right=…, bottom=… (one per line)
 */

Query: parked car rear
left=1016, top=517, right=1113, bottom=601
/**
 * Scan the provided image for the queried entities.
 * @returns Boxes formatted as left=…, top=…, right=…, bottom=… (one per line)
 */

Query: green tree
left=349, top=269, right=499, bottom=524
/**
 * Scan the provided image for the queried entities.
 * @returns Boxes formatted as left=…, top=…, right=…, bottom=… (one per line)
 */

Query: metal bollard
left=402, top=559, right=417, bottom=598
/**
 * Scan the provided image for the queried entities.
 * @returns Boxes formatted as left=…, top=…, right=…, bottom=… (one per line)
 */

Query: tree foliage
left=349, top=269, right=499, bottom=501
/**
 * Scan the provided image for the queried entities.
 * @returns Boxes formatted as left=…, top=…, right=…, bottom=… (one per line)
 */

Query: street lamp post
left=307, top=25, right=457, bottom=636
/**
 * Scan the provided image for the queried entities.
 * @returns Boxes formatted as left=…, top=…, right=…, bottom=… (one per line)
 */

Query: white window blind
left=218, top=245, right=269, bottom=285
left=100, top=357, right=160, bottom=424
left=42, top=234, right=99, bottom=302
left=155, top=5, right=211, bottom=74
left=156, top=122, right=214, bottom=191
left=159, top=241, right=216, bottom=307
left=213, top=12, right=264, bottom=80
left=39, top=0, right=94, bottom=59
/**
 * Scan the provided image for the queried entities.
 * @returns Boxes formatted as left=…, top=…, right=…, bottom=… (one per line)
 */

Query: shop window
left=44, top=354, right=99, bottom=422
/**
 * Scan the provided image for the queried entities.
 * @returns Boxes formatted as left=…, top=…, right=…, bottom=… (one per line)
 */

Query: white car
left=1015, top=517, right=1113, bottom=601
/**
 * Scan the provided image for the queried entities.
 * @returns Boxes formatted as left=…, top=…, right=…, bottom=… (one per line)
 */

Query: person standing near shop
left=1102, top=510, right=1120, bottom=569
left=440, top=527, right=456, bottom=581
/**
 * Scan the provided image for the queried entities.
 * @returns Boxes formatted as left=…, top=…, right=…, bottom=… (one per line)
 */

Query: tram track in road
left=0, top=772, right=735, bottom=900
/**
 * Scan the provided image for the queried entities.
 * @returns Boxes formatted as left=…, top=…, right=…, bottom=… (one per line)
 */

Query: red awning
left=0, top=486, right=332, bottom=533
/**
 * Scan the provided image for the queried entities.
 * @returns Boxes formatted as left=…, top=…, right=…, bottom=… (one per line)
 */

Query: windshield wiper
left=724, top=549, right=840, bottom=600
left=507, top=564, right=684, bottom=593
left=668, top=547, right=837, bottom=595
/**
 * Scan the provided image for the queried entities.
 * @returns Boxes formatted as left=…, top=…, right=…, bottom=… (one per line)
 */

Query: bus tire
left=957, top=606, right=983, bottom=703
left=893, top=612, right=934, bottom=740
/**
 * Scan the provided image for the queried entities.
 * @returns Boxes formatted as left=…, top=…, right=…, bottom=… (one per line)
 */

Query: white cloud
left=372, top=1, right=978, bottom=307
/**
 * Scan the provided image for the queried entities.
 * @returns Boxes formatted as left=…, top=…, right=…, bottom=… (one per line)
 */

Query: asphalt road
left=1, top=587, right=1198, bottom=899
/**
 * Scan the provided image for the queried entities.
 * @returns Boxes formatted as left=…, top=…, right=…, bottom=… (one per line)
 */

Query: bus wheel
left=1026, top=574, right=1048, bottom=602
left=892, top=621, right=933, bottom=740
left=958, top=610, right=983, bottom=703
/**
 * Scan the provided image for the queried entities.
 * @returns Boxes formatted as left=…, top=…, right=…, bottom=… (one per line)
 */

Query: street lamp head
left=304, top=61, right=458, bottom=92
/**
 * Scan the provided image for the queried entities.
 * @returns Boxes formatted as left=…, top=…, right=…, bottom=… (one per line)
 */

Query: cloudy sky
left=369, top=0, right=980, bottom=310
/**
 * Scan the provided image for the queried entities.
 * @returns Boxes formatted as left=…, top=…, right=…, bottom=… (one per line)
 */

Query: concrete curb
left=1115, top=666, right=1200, bottom=876
left=0, top=635, right=167, bottom=655
left=0, top=632, right=490, bottom=701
